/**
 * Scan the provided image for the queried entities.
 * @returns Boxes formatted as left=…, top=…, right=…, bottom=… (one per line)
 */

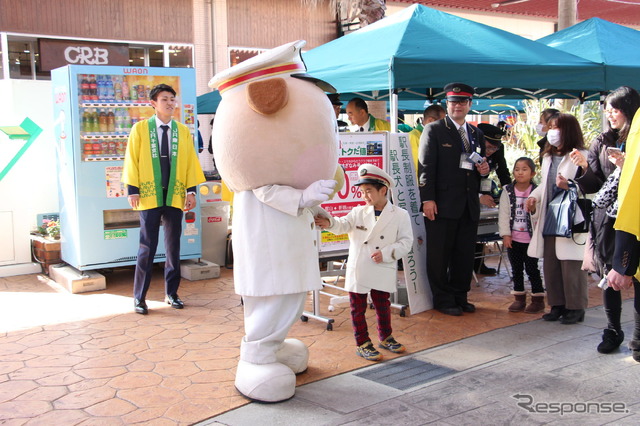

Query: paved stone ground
left=0, top=260, right=633, bottom=424
left=204, top=300, right=640, bottom=426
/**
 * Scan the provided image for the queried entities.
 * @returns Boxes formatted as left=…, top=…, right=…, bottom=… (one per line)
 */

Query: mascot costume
left=209, top=40, right=343, bottom=402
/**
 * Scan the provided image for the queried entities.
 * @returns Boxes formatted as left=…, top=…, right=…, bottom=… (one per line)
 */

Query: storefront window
left=128, top=47, right=146, bottom=66
left=2, top=36, right=193, bottom=79
left=168, top=45, right=193, bottom=68
left=229, top=48, right=262, bottom=67
left=8, top=40, right=36, bottom=79
left=149, top=46, right=163, bottom=67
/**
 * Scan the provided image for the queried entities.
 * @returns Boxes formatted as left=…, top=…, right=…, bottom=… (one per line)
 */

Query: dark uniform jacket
left=418, top=116, right=486, bottom=221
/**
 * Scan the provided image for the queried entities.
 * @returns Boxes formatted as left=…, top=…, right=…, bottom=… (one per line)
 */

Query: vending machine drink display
left=52, top=65, right=201, bottom=271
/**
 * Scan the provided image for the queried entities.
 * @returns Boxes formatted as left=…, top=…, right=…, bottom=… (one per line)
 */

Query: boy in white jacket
left=315, top=164, right=413, bottom=361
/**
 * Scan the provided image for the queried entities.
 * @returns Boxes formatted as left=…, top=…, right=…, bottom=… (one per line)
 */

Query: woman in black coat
left=571, top=86, right=640, bottom=354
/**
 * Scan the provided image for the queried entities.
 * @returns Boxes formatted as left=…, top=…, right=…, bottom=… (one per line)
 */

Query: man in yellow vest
left=409, top=104, right=445, bottom=174
left=346, top=97, right=390, bottom=132
left=122, top=84, right=206, bottom=315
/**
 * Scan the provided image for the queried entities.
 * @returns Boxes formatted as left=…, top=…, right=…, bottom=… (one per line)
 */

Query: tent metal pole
left=388, top=57, right=397, bottom=132
left=390, top=89, right=398, bottom=133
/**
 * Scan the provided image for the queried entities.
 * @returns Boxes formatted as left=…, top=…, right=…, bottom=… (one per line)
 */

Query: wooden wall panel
left=228, top=0, right=337, bottom=49
left=0, top=0, right=193, bottom=43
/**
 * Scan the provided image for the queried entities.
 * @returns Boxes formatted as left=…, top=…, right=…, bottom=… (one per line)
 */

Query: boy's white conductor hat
left=355, top=164, right=393, bottom=188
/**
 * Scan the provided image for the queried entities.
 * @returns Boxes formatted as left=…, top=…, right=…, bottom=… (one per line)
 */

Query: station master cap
left=443, top=82, right=475, bottom=101
left=477, top=123, right=505, bottom=147
left=327, top=93, right=343, bottom=106
left=209, top=40, right=336, bottom=94
left=355, top=164, right=394, bottom=188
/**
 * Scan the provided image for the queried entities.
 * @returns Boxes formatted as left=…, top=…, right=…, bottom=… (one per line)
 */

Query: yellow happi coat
left=615, top=109, right=640, bottom=280
left=122, top=117, right=205, bottom=210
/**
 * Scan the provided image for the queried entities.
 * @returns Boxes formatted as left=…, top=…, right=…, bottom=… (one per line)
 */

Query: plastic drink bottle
left=129, top=108, right=139, bottom=125
left=121, top=76, right=130, bottom=101
left=107, top=109, right=115, bottom=133
left=106, top=76, right=115, bottom=101
left=96, top=75, right=104, bottom=101
left=130, top=83, right=138, bottom=102
left=81, top=109, right=90, bottom=133
left=89, top=75, right=98, bottom=101
left=90, top=108, right=99, bottom=133
left=99, top=109, right=108, bottom=133
left=114, top=76, right=123, bottom=101
left=137, top=85, right=145, bottom=102
left=80, top=75, right=90, bottom=101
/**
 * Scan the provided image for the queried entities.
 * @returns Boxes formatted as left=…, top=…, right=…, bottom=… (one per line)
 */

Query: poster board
left=318, top=131, right=432, bottom=314
left=388, top=133, right=432, bottom=314
left=318, top=132, right=387, bottom=253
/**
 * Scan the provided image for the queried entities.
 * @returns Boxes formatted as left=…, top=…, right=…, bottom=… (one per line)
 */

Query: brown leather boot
left=524, top=293, right=546, bottom=314
left=508, top=292, right=526, bottom=312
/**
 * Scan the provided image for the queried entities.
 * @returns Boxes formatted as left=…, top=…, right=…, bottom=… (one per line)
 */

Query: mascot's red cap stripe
left=446, top=90, right=473, bottom=98
left=364, top=173, right=390, bottom=186
left=218, top=62, right=305, bottom=93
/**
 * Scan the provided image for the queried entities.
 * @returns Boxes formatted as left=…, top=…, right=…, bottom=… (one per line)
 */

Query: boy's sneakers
left=379, top=336, right=406, bottom=353
left=356, top=341, right=382, bottom=361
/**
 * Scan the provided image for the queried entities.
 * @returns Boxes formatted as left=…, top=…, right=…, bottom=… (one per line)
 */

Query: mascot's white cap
left=208, top=40, right=335, bottom=94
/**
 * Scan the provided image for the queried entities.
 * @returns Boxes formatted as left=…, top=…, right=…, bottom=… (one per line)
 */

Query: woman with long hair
left=536, top=108, right=560, bottom=166
left=526, top=113, right=589, bottom=325
left=570, top=86, right=640, bottom=353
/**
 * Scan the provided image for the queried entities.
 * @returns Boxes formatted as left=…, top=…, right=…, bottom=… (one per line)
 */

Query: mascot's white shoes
left=276, top=338, right=309, bottom=374
left=235, top=360, right=296, bottom=402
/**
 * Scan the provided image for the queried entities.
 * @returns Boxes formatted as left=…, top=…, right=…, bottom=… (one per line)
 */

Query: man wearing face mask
left=536, top=108, right=560, bottom=166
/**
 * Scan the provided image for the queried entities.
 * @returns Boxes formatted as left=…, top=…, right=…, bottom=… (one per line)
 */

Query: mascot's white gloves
left=299, top=180, right=337, bottom=209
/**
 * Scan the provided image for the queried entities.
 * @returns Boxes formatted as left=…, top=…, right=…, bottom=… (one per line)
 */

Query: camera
left=598, top=277, right=609, bottom=290
left=468, top=151, right=484, bottom=165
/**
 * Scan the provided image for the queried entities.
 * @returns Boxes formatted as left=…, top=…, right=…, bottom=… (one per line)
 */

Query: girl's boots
left=524, top=293, right=546, bottom=314
left=508, top=292, right=546, bottom=313
left=508, top=291, right=526, bottom=312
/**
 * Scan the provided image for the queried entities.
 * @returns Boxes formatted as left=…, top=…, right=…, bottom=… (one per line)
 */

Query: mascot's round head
left=208, top=40, right=341, bottom=192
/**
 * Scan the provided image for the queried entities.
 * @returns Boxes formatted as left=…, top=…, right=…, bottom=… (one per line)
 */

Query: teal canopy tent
left=538, top=17, right=640, bottom=91
left=302, top=4, right=604, bottom=103
left=197, top=90, right=221, bottom=115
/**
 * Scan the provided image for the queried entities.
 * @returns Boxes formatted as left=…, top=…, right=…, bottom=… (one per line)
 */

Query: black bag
left=542, top=186, right=576, bottom=238
left=572, top=197, right=592, bottom=234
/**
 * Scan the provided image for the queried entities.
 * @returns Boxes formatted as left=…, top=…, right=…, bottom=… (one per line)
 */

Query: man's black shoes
left=165, top=294, right=184, bottom=309
left=134, top=299, right=148, bottom=315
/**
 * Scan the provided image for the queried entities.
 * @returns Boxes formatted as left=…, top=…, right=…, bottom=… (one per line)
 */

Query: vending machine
left=51, top=65, right=201, bottom=271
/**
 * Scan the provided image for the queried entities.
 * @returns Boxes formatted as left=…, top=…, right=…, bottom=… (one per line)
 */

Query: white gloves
left=299, top=180, right=337, bottom=209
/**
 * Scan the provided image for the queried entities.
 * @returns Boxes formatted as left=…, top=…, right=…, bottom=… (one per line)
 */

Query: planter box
left=31, top=236, right=62, bottom=274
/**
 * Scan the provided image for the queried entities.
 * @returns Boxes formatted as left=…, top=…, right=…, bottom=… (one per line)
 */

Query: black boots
left=560, top=309, right=585, bottom=324
left=597, top=329, right=624, bottom=354
left=629, top=312, right=640, bottom=363
left=542, top=305, right=565, bottom=321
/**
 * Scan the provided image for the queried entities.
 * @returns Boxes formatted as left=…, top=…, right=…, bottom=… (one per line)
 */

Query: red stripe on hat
left=364, top=172, right=390, bottom=186
left=447, top=91, right=473, bottom=98
left=218, top=62, right=305, bottom=92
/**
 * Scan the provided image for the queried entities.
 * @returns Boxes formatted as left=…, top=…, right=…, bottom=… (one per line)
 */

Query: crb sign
left=39, top=39, right=129, bottom=71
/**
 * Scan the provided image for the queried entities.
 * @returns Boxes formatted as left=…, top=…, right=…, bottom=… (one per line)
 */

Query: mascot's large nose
left=246, top=78, right=289, bottom=115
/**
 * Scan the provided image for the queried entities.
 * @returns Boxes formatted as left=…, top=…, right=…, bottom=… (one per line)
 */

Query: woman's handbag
left=542, top=186, right=576, bottom=238
left=542, top=182, right=588, bottom=238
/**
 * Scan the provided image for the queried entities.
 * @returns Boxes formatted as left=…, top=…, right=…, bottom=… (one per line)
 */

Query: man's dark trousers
left=133, top=204, right=183, bottom=301
left=425, top=204, right=478, bottom=309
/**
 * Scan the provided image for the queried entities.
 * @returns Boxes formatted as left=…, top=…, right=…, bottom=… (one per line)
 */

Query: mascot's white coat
left=209, top=40, right=341, bottom=402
